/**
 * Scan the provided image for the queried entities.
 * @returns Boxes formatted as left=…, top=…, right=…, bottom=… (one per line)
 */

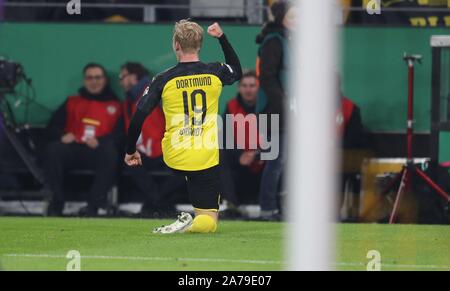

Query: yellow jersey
left=134, top=62, right=239, bottom=171
left=126, top=34, right=241, bottom=171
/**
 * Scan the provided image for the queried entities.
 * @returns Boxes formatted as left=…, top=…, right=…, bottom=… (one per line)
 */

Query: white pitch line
left=334, top=261, right=450, bottom=270
left=3, top=253, right=282, bottom=265
left=2, top=254, right=449, bottom=270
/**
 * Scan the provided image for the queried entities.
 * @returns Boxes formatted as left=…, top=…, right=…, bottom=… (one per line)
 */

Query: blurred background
left=0, top=0, right=449, bottom=225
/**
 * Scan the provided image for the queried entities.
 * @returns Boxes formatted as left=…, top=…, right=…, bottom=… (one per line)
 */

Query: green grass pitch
left=0, top=217, right=449, bottom=271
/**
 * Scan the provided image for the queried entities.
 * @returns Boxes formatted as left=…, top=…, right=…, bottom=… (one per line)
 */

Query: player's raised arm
left=124, top=75, right=162, bottom=166
left=207, top=22, right=242, bottom=85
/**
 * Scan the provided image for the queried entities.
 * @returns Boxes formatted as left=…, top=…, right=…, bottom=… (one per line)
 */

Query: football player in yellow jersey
left=124, top=20, right=242, bottom=234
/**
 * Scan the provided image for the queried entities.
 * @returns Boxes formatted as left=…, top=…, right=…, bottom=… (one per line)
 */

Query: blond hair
left=173, top=19, right=204, bottom=53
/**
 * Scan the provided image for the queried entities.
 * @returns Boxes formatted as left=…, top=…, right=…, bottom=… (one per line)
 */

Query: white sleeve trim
left=225, top=64, right=234, bottom=74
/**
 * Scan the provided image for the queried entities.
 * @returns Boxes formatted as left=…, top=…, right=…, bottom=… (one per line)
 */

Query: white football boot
left=152, top=212, right=193, bottom=234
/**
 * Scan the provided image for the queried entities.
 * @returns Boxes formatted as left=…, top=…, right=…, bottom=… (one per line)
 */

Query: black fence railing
left=1, top=1, right=267, bottom=24
left=1, top=1, right=450, bottom=26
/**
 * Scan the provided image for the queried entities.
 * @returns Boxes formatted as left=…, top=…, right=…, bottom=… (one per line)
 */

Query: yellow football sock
left=188, top=214, right=217, bottom=233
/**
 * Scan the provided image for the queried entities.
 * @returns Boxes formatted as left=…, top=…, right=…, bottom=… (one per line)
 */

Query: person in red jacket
left=44, top=63, right=122, bottom=216
left=338, top=96, right=364, bottom=149
left=220, top=70, right=264, bottom=217
left=336, top=75, right=365, bottom=150
left=119, top=62, right=185, bottom=217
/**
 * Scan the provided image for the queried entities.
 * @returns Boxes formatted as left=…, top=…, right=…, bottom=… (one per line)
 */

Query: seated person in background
left=220, top=70, right=264, bottom=217
left=44, top=63, right=122, bottom=216
left=338, top=96, right=364, bottom=149
left=336, top=78, right=364, bottom=150
left=337, top=78, right=365, bottom=221
left=119, top=62, right=184, bottom=217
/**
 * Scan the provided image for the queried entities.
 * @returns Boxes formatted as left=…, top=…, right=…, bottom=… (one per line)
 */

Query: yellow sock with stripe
left=188, top=215, right=217, bottom=233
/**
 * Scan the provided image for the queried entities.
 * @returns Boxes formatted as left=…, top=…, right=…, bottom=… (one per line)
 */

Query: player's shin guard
left=188, top=214, right=217, bottom=233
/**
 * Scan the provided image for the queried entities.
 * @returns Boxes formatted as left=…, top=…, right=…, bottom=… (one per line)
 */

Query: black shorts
left=170, top=165, right=220, bottom=211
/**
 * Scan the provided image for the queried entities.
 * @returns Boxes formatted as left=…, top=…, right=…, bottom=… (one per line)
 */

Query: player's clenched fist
left=207, top=22, right=223, bottom=38
left=124, top=151, right=142, bottom=167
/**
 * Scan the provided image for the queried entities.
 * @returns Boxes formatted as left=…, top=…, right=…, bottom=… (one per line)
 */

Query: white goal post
left=286, top=0, right=339, bottom=271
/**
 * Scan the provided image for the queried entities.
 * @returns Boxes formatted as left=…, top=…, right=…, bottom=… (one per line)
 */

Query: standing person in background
left=255, top=0, right=294, bottom=221
left=44, top=63, right=122, bottom=217
left=119, top=62, right=184, bottom=217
